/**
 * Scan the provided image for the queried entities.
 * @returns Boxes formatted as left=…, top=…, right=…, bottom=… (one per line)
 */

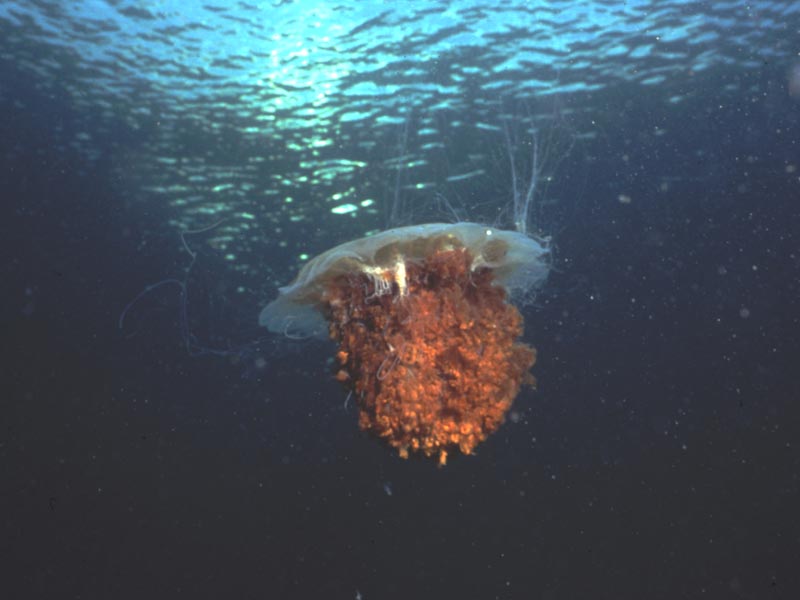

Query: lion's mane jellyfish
left=260, top=223, right=549, bottom=465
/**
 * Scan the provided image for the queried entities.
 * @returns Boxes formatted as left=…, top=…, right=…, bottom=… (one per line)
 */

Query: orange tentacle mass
left=324, top=248, right=536, bottom=465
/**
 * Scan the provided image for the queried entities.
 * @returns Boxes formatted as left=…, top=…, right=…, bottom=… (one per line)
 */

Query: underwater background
left=2, top=1, right=799, bottom=598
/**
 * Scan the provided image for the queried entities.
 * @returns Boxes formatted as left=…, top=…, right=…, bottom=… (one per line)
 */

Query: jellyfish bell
left=259, top=223, right=549, bottom=338
left=260, top=222, right=549, bottom=465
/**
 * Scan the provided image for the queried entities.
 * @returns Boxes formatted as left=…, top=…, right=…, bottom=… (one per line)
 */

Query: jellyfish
left=260, top=222, right=549, bottom=465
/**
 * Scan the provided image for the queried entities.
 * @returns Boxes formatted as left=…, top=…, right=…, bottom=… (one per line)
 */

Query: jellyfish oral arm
left=325, top=246, right=536, bottom=465
left=393, top=258, right=408, bottom=297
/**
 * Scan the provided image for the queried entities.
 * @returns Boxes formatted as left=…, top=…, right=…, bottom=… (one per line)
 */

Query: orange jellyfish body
left=260, top=223, right=549, bottom=464
left=324, top=248, right=536, bottom=465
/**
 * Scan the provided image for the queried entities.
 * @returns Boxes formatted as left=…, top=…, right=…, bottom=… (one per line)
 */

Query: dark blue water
left=3, top=1, right=799, bottom=598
